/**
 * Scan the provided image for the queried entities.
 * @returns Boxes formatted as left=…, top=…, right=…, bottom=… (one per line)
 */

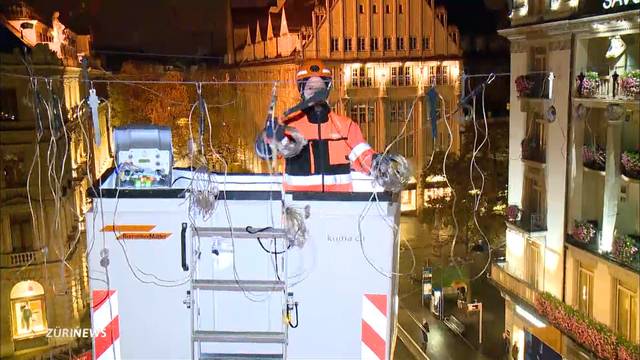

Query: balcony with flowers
left=515, top=72, right=554, bottom=100
left=567, top=220, right=640, bottom=273
left=535, top=292, right=640, bottom=360
left=573, top=31, right=640, bottom=111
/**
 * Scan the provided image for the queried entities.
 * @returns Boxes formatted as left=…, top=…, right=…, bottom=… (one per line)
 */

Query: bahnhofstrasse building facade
left=222, top=0, right=463, bottom=212
left=493, top=1, right=639, bottom=359
left=0, top=2, right=111, bottom=358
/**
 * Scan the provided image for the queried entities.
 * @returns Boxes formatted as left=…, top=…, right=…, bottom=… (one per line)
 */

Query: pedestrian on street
left=421, top=319, right=430, bottom=352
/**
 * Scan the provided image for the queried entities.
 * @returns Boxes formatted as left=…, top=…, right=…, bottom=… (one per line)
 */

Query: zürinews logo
left=47, top=328, right=107, bottom=338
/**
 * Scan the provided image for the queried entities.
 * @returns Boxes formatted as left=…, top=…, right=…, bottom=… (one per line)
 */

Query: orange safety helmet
left=296, top=59, right=333, bottom=94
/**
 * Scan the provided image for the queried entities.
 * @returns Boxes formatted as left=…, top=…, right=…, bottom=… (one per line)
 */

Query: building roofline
left=499, top=9, right=640, bottom=38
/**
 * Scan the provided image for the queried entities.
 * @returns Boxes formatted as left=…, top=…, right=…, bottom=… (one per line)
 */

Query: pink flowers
left=535, top=293, right=640, bottom=360
left=620, top=70, right=640, bottom=99
left=583, top=145, right=606, bottom=171
left=612, top=235, right=640, bottom=266
left=515, top=75, right=533, bottom=97
left=572, top=220, right=596, bottom=244
left=577, top=71, right=600, bottom=98
left=621, top=150, right=640, bottom=180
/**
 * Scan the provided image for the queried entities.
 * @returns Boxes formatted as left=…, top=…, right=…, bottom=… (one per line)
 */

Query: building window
left=372, top=4, right=378, bottom=13
left=344, top=38, right=353, bottom=52
left=10, top=281, right=48, bottom=339
left=331, top=37, right=339, bottom=52
left=370, top=38, right=379, bottom=51
left=422, top=37, right=430, bottom=50
left=351, top=67, right=374, bottom=88
left=359, top=4, right=364, bottom=14
left=429, top=65, right=437, bottom=85
left=358, top=37, right=366, bottom=51
left=350, top=102, right=377, bottom=148
left=391, top=66, right=412, bottom=86
left=398, top=4, right=403, bottom=14
left=531, top=46, right=547, bottom=72
left=577, top=265, right=594, bottom=317
left=0, top=88, right=18, bottom=121
left=523, top=112, right=547, bottom=163
left=616, top=282, right=638, bottom=341
left=383, top=37, right=392, bottom=50
left=396, top=37, right=404, bottom=50
left=387, top=101, right=414, bottom=158
left=523, top=167, right=546, bottom=229
left=525, top=240, right=541, bottom=290
left=385, top=4, right=390, bottom=13
left=409, top=36, right=417, bottom=50
left=9, top=213, right=35, bottom=253
left=435, top=65, right=450, bottom=85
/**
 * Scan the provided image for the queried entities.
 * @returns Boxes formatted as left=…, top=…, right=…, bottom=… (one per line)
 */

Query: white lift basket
left=86, top=169, right=400, bottom=360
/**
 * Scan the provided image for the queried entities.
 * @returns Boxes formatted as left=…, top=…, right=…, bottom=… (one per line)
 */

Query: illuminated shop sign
left=602, top=0, right=640, bottom=10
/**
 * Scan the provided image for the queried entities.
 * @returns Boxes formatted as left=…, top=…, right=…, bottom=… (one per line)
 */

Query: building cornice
left=499, top=9, right=639, bottom=39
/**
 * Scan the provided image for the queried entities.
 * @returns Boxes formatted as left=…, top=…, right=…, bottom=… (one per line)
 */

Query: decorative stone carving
left=510, top=41, right=527, bottom=53
left=549, top=38, right=571, bottom=51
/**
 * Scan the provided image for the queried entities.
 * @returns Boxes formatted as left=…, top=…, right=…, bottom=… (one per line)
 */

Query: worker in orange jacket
left=256, top=59, right=377, bottom=192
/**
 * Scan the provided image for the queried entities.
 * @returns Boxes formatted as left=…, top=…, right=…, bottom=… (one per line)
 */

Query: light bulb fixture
left=545, top=105, right=557, bottom=123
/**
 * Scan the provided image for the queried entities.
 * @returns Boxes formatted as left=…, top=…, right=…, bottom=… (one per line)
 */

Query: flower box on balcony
left=516, top=72, right=553, bottom=99
left=521, top=138, right=545, bottom=163
left=536, top=292, right=640, bottom=360
left=621, top=150, right=640, bottom=180
left=583, top=145, right=606, bottom=171
left=515, top=75, right=533, bottom=97
left=576, top=71, right=600, bottom=98
left=571, top=220, right=597, bottom=245
left=612, top=234, right=640, bottom=267
left=620, top=70, right=640, bottom=100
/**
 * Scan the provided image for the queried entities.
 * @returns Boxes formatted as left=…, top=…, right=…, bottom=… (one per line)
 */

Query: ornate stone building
left=0, top=2, right=111, bottom=358
left=492, top=1, right=639, bottom=359
left=223, top=0, right=463, bottom=212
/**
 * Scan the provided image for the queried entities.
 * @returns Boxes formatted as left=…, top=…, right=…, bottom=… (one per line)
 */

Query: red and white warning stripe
left=361, top=294, right=388, bottom=360
left=92, top=290, right=121, bottom=360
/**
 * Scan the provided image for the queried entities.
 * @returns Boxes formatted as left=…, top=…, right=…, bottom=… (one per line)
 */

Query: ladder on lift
left=188, top=225, right=289, bottom=360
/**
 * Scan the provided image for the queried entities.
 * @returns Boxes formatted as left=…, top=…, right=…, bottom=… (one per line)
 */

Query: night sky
left=23, top=0, right=507, bottom=57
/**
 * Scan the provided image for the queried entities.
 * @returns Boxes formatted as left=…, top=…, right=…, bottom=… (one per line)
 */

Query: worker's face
left=303, top=76, right=327, bottom=100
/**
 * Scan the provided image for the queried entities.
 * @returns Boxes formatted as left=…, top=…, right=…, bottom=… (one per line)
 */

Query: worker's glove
left=370, top=153, right=412, bottom=192
left=277, top=126, right=307, bottom=158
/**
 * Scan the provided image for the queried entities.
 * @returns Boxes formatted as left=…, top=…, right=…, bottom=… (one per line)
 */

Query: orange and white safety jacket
left=281, top=105, right=375, bottom=192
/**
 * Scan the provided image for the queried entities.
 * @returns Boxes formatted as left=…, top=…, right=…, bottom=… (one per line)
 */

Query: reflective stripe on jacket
left=282, top=108, right=375, bottom=192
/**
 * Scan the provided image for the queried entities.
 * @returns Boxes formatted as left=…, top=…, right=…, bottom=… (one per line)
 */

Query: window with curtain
left=616, top=282, right=638, bottom=341
left=351, top=67, right=374, bottom=88
left=350, top=102, right=377, bottom=149
left=386, top=100, right=414, bottom=158
left=525, top=240, right=541, bottom=290
left=577, top=265, right=594, bottom=317
left=391, top=66, right=412, bottom=86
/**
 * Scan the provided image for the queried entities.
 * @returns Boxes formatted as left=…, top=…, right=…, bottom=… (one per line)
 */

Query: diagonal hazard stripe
left=93, top=290, right=115, bottom=310
left=362, top=296, right=388, bottom=340
left=361, top=319, right=386, bottom=360
left=365, top=294, right=387, bottom=316
left=361, top=342, right=381, bottom=360
left=95, top=315, right=120, bottom=360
